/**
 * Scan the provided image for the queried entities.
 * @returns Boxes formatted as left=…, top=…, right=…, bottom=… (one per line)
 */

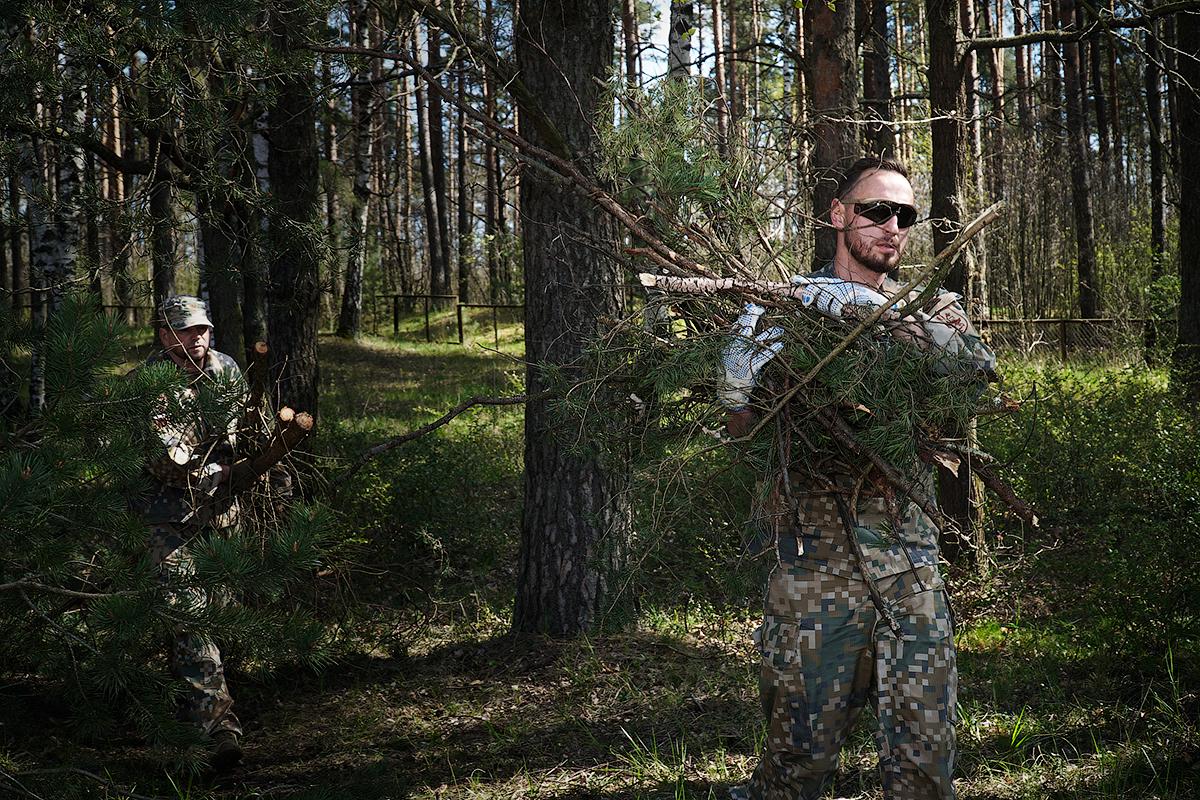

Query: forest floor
left=4, top=308, right=1198, bottom=799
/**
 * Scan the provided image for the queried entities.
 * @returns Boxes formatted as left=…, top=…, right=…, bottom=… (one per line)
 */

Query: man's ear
left=830, top=198, right=846, bottom=230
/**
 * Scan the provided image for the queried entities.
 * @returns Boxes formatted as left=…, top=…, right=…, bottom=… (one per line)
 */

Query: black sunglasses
left=849, top=199, right=919, bottom=229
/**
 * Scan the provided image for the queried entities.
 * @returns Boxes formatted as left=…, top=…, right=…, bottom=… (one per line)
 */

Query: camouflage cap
left=159, top=295, right=213, bottom=330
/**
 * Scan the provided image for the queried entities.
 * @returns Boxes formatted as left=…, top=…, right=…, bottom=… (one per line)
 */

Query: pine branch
left=743, top=201, right=1005, bottom=441
left=814, top=408, right=959, bottom=536
left=965, top=0, right=1200, bottom=50
left=0, top=580, right=135, bottom=599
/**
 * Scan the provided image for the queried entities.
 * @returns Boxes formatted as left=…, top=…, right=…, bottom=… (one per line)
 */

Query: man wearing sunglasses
left=725, top=157, right=996, bottom=800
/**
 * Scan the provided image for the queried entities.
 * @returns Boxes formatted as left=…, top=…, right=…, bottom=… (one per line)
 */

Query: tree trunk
left=8, top=172, right=28, bottom=315
left=1146, top=10, right=1166, bottom=355
left=199, top=194, right=246, bottom=363
left=1013, top=0, right=1031, bottom=128
left=513, top=0, right=630, bottom=637
left=427, top=15, right=452, bottom=297
left=1173, top=8, right=1200, bottom=398
left=414, top=32, right=445, bottom=296
left=243, top=112, right=270, bottom=360
left=267, top=4, right=322, bottom=417
left=861, top=0, right=895, bottom=157
left=622, top=0, right=640, bottom=89
left=321, top=53, right=342, bottom=325
left=668, top=2, right=695, bottom=80
left=337, top=0, right=374, bottom=339
left=1058, top=0, right=1099, bottom=319
left=456, top=56, right=470, bottom=303
left=712, top=0, right=730, bottom=158
left=805, top=0, right=858, bottom=265
left=926, top=0, right=982, bottom=563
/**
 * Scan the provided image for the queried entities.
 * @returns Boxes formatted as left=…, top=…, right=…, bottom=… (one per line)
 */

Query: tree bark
left=712, top=0, right=730, bottom=158
left=668, top=2, right=695, bottom=80
left=1173, top=8, right=1200, bottom=398
left=1146, top=9, right=1166, bottom=354
left=199, top=195, right=245, bottom=363
left=622, top=0, right=640, bottom=90
left=806, top=0, right=859, bottom=264
left=267, top=4, right=322, bottom=417
left=414, top=32, right=445, bottom=296
left=1058, top=0, right=1099, bottom=319
left=337, top=0, right=374, bottom=338
left=428, top=14, right=452, bottom=297
left=7, top=172, right=27, bottom=314
left=513, top=0, right=630, bottom=637
left=861, top=0, right=895, bottom=157
left=456, top=54, right=471, bottom=303
left=1013, top=0, right=1031, bottom=128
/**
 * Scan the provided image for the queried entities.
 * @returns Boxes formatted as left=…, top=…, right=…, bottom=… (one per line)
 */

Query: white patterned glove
left=789, top=275, right=896, bottom=319
left=718, top=303, right=785, bottom=410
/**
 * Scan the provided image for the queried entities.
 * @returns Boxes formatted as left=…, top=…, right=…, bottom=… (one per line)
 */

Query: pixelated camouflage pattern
left=159, top=295, right=214, bottom=329
left=742, top=565, right=956, bottom=800
left=756, top=483, right=942, bottom=584
left=149, top=524, right=242, bottom=736
left=136, top=348, right=245, bottom=526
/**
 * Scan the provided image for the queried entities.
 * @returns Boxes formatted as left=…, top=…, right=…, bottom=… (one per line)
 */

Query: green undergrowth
left=4, top=321, right=1198, bottom=798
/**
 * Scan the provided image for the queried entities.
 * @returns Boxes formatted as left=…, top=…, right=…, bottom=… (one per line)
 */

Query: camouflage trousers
left=745, top=565, right=956, bottom=800
left=148, top=524, right=242, bottom=737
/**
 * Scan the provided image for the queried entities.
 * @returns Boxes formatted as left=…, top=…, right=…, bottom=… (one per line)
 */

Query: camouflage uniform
left=726, top=266, right=996, bottom=800
left=135, top=300, right=246, bottom=738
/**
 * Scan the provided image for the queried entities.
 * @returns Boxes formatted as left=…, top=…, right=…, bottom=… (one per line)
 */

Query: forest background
left=1, top=1, right=1199, bottom=798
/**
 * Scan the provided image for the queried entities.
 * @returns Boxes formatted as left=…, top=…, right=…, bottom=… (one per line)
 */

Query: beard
left=848, top=231, right=902, bottom=274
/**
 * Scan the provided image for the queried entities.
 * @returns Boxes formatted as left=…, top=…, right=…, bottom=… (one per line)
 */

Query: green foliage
left=981, top=363, right=1199, bottom=659
left=0, top=296, right=346, bottom=766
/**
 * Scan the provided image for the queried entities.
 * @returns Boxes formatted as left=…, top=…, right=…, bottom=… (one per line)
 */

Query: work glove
left=790, top=275, right=897, bottom=320
left=718, top=303, right=784, bottom=410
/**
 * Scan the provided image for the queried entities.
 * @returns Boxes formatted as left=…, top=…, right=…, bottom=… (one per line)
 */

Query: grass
left=3, top=314, right=1199, bottom=799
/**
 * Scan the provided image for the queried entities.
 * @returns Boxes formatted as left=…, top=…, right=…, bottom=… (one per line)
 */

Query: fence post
left=424, top=295, right=431, bottom=343
left=1060, top=319, right=1068, bottom=360
left=492, top=306, right=499, bottom=349
left=457, top=304, right=464, bottom=345
left=392, top=295, right=399, bottom=336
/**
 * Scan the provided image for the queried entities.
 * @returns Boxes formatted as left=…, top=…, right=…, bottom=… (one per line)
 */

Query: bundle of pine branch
left=548, top=80, right=1036, bottom=537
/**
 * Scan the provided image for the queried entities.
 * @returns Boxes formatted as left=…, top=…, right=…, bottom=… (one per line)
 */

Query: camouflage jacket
left=133, top=348, right=247, bottom=527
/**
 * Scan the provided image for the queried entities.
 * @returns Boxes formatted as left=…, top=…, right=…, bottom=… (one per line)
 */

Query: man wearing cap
left=137, top=295, right=246, bottom=770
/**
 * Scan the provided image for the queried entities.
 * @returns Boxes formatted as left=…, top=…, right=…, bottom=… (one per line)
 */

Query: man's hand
left=718, top=303, right=784, bottom=410
left=726, top=408, right=758, bottom=438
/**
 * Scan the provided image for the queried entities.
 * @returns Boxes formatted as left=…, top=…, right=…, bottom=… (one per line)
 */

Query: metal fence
left=369, top=297, right=1172, bottom=361
left=978, top=317, right=1171, bottom=360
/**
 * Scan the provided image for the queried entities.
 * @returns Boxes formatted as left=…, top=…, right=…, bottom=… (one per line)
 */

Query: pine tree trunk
left=414, top=32, right=445, bottom=297
left=926, top=0, right=983, bottom=563
left=267, top=4, right=321, bottom=417
left=1013, top=1, right=1031, bottom=128
left=456, top=56, right=470, bottom=304
left=711, top=0, right=730, bottom=158
left=1146, top=10, right=1165, bottom=354
left=243, top=112, right=270, bottom=359
left=861, top=0, right=894, bottom=156
left=805, top=0, right=858, bottom=264
left=513, top=0, right=630, bottom=637
left=1173, top=8, right=1200, bottom=398
left=622, top=0, right=639, bottom=89
left=199, top=195, right=245, bottom=364
left=1058, top=0, right=1098, bottom=319
left=7, top=173, right=27, bottom=314
left=427, top=15, right=452, bottom=298
left=668, top=2, right=695, bottom=80
left=337, top=0, right=373, bottom=339
left=321, top=53, right=342, bottom=325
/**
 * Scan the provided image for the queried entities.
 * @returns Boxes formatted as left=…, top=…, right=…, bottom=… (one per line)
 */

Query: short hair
left=834, top=156, right=910, bottom=200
